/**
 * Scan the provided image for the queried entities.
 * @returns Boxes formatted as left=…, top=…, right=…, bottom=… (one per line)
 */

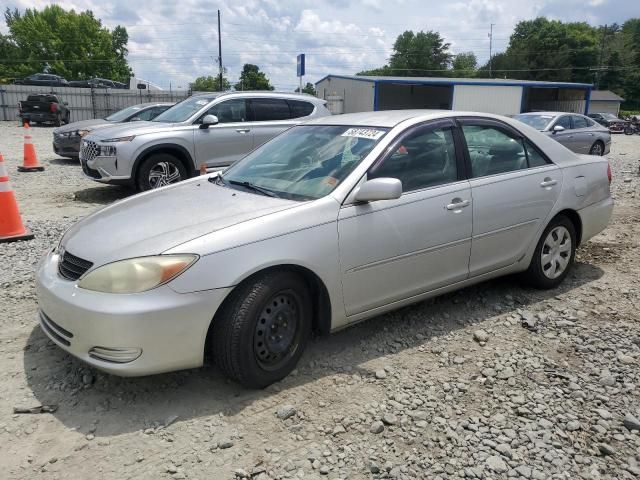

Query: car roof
left=213, top=91, right=325, bottom=103
left=516, top=111, right=589, bottom=117
left=137, top=102, right=174, bottom=107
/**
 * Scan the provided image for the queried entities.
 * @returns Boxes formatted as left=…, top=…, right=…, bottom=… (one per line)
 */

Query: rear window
left=250, top=98, right=291, bottom=121
left=288, top=100, right=315, bottom=118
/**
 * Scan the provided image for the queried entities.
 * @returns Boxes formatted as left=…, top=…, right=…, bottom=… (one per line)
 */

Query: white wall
left=589, top=100, right=620, bottom=115
left=316, top=77, right=375, bottom=113
left=452, top=85, right=523, bottom=116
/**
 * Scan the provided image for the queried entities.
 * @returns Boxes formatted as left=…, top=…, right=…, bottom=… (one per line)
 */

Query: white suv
left=79, top=92, right=331, bottom=191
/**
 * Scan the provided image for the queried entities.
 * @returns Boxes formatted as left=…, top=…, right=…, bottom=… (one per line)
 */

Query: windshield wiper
left=226, top=179, right=280, bottom=198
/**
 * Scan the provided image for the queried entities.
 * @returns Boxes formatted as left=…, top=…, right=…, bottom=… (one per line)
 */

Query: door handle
left=446, top=198, right=470, bottom=211
left=540, top=178, right=557, bottom=188
left=566, top=135, right=573, bottom=138
left=235, top=128, right=251, bottom=134
left=588, top=133, right=594, bottom=136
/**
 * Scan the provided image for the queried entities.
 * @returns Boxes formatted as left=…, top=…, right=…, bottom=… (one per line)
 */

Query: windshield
left=222, top=125, right=389, bottom=201
left=514, top=114, right=555, bottom=130
left=152, top=95, right=217, bottom=123
left=601, top=113, right=619, bottom=120
left=105, top=105, right=145, bottom=122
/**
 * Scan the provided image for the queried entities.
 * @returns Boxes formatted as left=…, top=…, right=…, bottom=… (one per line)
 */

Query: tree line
left=0, top=6, right=132, bottom=83
left=358, top=17, right=640, bottom=106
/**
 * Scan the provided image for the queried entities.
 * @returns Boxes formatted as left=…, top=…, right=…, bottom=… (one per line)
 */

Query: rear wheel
left=136, top=153, right=188, bottom=191
left=589, top=141, right=604, bottom=156
left=63, top=112, right=70, bottom=125
left=522, top=215, right=576, bottom=289
left=54, top=114, right=61, bottom=127
left=211, top=270, right=312, bottom=388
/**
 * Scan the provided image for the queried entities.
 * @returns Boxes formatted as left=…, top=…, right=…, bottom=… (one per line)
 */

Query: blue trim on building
left=584, top=89, right=591, bottom=115
left=373, top=83, right=379, bottom=111
left=520, top=87, right=528, bottom=113
left=315, top=74, right=593, bottom=90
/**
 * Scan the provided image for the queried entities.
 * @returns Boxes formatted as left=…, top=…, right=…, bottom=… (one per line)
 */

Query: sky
left=3, top=0, right=638, bottom=91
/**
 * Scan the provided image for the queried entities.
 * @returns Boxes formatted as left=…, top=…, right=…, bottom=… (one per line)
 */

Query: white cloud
left=3, top=0, right=635, bottom=90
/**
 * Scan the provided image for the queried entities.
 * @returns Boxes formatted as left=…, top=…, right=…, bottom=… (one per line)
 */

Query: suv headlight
left=78, top=255, right=198, bottom=293
left=102, top=135, right=136, bottom=143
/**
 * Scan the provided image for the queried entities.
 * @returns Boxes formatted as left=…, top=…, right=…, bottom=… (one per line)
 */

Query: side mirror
left=354, top=177, right=402, bottom=203
left=552, top=125, right=565, bottom=134
left=200, top=114, right=219, bottom=129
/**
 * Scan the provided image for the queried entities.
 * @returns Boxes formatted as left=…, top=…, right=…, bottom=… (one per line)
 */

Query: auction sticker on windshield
left=341, top=128, right=386, bottom=140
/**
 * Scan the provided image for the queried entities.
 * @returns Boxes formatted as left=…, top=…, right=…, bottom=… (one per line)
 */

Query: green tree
left=234, top=64, right=274, bottom=91
left=1, top=6, right=133, bottom=82
left=295, top=82, right=316, bottom=95
left=191, top=74, right=230, bottom=92
left=451, top=52, right=477, bottom=77
left=357, top=30, right=452, bottom=77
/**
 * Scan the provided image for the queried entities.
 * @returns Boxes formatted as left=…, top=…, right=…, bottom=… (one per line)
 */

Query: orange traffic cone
left=0, top=153, right=34, bottom=243
left=18, top=123, right=44, bottom=172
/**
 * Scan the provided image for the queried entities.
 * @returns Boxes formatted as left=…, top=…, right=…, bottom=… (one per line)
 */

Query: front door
left=193, top=98, right=255, bottom=167
left=549, top=114, right=580, bottom=152
left=338, top=121, right=472, bottom=316
left=459, top=120, right=563, bottom=276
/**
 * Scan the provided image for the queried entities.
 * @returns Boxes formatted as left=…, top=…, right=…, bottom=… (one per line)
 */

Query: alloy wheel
left=148, top=161, right=182, bottom=188
left=253, top=291, right=301, bottom=371
left=590, top=143, right=603, bottom=155
left=541, top=226, right=572, bottom=279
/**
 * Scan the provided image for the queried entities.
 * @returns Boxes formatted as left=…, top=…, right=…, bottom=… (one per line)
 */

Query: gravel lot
left=1, top=122, right=639, bottom=480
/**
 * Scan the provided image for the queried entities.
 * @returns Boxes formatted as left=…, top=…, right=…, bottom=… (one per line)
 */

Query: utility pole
left=595, top=24, right=608, bottom=89
left=217, top=10, right=223, bottom=91
left=488, top=23, right=495, bottom=78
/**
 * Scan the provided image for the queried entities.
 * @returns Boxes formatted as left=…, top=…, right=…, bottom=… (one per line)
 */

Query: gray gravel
left=0, top=122, right=639, bottom=479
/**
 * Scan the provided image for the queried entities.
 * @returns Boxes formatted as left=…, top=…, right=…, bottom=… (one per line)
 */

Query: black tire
left=589, top=141, right=604, bottom=156
left=54, top=114, right=61, bottom=127
left=63, top=112, right=70, bottom=125
left=522, top=215, right=577, bottom=290
left=211, top=270, right=312, bottom=388
left=136, top=153, right=188, bottom=191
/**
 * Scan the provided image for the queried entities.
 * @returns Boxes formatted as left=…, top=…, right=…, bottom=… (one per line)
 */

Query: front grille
left=40, top=311, right=73, bottom=347
left=58, top=250, right=93, bottom=281
left=80, top=140, right=99, bottom=162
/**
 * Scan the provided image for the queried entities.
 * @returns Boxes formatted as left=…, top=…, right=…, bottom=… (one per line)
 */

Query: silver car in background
left=79, top=92, right=331, bottom=191
left=514, top=112, right=611, bottom=156
left=37, top=110, right=613, bottom=388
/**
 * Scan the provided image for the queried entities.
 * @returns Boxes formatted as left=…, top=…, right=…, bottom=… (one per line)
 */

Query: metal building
left=315, top=75, right=593, bottom=116
left=588, top=90, right=625, bottom=116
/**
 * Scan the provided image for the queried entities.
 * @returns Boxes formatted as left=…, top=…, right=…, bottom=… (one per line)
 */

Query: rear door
left=459, top=119, right=562, bottom=276
left=248, top=98, right=298, bottom=149
left=192, top=98, right=254, bottom=167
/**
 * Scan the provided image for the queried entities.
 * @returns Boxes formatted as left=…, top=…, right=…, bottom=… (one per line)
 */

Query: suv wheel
left=54, top=113, right=62, bottom=127
left=136, top=153, right=188, bottom=191
left=212, top=270, right=312, bottom=388
left=63, top=112, right=70, bottom=125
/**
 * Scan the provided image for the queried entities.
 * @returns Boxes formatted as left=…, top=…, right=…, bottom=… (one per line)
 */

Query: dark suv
left=14, top=73, right=69, bottom=87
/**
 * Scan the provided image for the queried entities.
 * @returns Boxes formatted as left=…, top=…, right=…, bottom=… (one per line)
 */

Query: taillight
left=50, top=103, right=58, bottom=113
left=607, top=162, right=612, bottom=185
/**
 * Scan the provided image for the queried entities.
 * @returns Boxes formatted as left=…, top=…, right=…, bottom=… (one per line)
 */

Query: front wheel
left=136, top=153, right=188, bottom=191
left=211, top=270, right=312, bottom=388
left=589, top=141, right=604, bottom=156
left=522, top=215, right=576, bottom=289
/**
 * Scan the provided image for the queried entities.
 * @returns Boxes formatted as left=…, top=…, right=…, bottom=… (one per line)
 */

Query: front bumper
left=35, top=251, right=232, bottom=376
left=53, top=135, right=80, bottom=158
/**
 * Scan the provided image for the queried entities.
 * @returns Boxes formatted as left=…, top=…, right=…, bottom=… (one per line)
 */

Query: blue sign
left=297, top=54, right=305, bottom=77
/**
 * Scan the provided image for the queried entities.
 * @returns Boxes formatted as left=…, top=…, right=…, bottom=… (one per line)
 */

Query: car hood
left=54, top=119, right=110, bottom=134
left=61, top=178, right=298, bottom=266
left=86, top=120, right=183, bottom=140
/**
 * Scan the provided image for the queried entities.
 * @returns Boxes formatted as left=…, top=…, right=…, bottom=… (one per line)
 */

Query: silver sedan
left=514, top=112, right=611, bottom=156
left=36, top=110, right=613, bottom=388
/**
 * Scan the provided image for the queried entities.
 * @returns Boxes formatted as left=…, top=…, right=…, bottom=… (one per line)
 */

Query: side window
left=554, top=116, right=572, bottom=130
left=584, top=117, right=596, bottom=127
left=288, top=100, right=315, bottom=118
left=370, top=126, right=458, bottom=192
left=571, top=115, right=588, bottom=129
left=250, top=98, right=291, bottom=121
left=135, top=108, right=157, bottom=121
left=462, top=125, right=527, bottom=178
left=523, top=140, right=549, bottom=168
left=204, top=99, right=248, bottom=123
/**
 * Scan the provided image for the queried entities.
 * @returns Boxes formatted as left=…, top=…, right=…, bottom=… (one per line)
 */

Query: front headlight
left=78, top=129, right=91, bottom=137
left=102, top=135, right=135, bottom=143
left=77, top=255, right=198, bottom=294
